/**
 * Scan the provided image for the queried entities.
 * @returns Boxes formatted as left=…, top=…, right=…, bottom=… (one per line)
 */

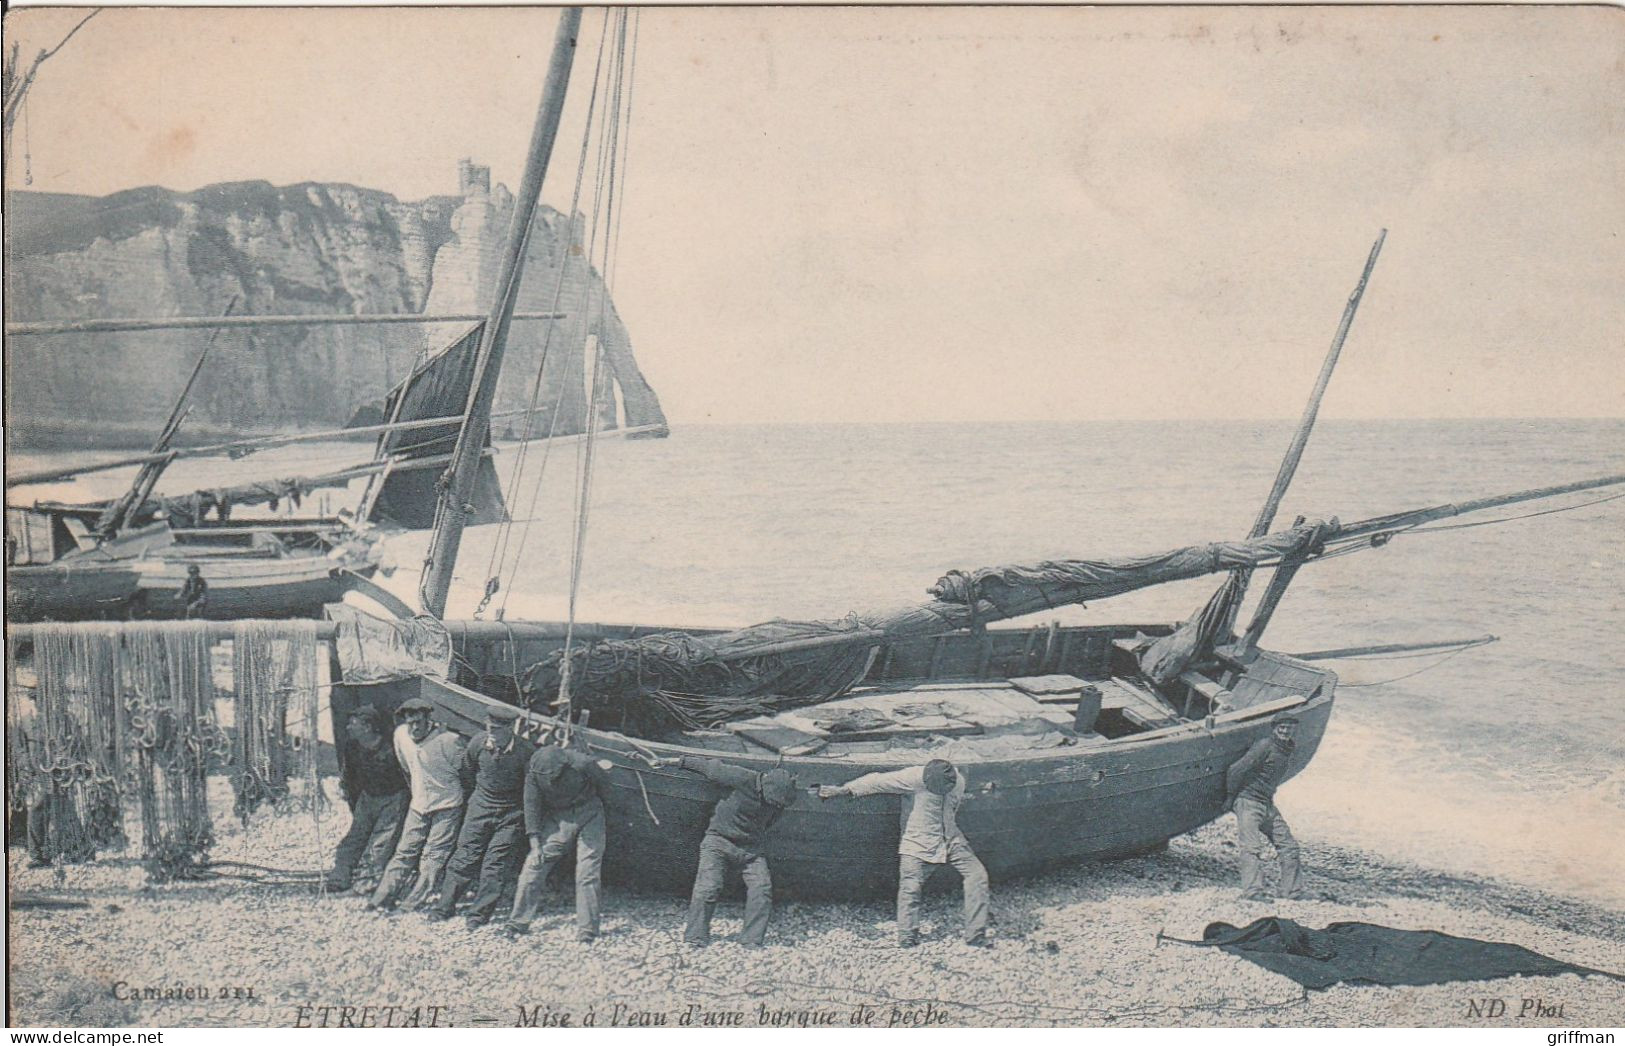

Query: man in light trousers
left=1225, top=711, right=1304, bottom=901
left=820, top=758, right=990, bottom=948
left=370, top=699, right=468, bottom=912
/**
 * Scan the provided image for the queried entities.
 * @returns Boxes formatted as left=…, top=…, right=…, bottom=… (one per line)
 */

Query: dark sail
left=360, top=323, right=508, bottom=529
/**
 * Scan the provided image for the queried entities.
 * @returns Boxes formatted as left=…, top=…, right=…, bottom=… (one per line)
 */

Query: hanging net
left=5, top=621, right=321, bottom=881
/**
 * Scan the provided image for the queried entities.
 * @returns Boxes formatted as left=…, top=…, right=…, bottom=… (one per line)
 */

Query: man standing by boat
left=326, top=705, right=409, bottom=894
left=369, top=699, right=468, bottom=913
left=429, top=712, right=531, bottom=928
left=503, top=732, right=613, bottom=942
left=655, top=755, right=800, bottom=949
left=178, top=564, right=208, bottom=619
left=820, top=758, right=990, bottom=948
left=1225, top=711, right=1304, bottom=901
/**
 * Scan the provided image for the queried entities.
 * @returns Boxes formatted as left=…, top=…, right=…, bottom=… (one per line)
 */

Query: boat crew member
left=178, top=564, right=208, bottom=619
left=820, top=758, right=990, bottom=948
left=369, top=699, right=469, bottom=913
left=326, top=706, right=409, bottom=894
left=654, top=755, right=800, bottom=949
left=504, top=731, right=613, bottom=942
left=430, top=712, right=531, bottom=927
left=1225, top=711, right=1304, bottom=901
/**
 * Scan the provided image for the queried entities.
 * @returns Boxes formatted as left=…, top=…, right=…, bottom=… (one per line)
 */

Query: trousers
left=330, top=790, right=407, bottom=889
left=1233, top=797, right=1302, bottom=898
left=685, top=833, right=773, bottom=947
left=435, top=800, right=526, bottom=921
left=897, top=837, right=989, bottom=943
left=508, top=797, right=606, bottom=936
left=370, top=805, right=464, bottom=910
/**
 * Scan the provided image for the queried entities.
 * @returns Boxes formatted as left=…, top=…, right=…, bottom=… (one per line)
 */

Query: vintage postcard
left=3, top=3, right=1622, bottom=1033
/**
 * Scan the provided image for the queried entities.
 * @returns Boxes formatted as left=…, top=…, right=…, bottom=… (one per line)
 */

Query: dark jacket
left=179, top=574, right=208, bottom=607
left=523, top=746, right=607, bottom=833
left=341, top=737, right=408, bottom=804
left=460, top=730, right=532, bottom=810
left=1226, top=736, right=1297, bottom=806
left=681, top=756, right=795, bottom=851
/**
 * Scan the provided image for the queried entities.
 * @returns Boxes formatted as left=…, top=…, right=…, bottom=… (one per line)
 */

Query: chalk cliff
left=3, top=170, right=666, bottom=448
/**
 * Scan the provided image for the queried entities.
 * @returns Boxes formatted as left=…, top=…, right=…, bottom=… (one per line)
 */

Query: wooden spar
left=923, top=471, right=1625, bottom=631
left=1224, top=230, right=1386, bottom=636
left=1248, top=232, right=1386, bottom=540
left=5, top=415, right=666, bottom=488
left=1289, top=634, right=1497, bottom=661
left=420, top=7, right=584, bottom=619
left=4, top=311, right=566, bottom=336
left=1, top=619, right=880, bottom=658
left=99, top=299, right=237, bottom=533
left=1328, top=471, right=1625, bottom=541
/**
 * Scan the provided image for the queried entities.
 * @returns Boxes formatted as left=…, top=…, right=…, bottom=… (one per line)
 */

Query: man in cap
left=503, top=731, right=614, bottom=942
left=369, top=698, right=469, bottom=912
left=179, top=564, right=208, bottom=620
left=820, top=758, right=989, bottom=948
left=326, top=705, right=409, bottom=893
left=1224, top=711, right=1304, bottom=901
left=429, top=711, right=532, bottom=927
left=654, top=755, right=800, bottom=948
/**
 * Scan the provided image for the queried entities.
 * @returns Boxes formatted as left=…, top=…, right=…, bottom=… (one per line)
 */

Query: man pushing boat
left=653, top=755, right=801, bottom=949
left=820, top=759, right=991, bottom=948
left=1225, top=711, right=1305, bottom=902
left=504, top=729, right=613, bottom=943
left=429, top=712, right=530, bottom=927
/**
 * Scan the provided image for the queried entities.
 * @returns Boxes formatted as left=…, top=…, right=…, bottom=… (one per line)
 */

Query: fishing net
left=5, top=628, right=125, bottom=867
left=520, top=615, right=885, bottom=736
left=5, top=621, right=321, bottom=881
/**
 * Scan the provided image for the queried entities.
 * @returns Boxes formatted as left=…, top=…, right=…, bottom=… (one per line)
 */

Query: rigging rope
left=1336, top=644, right=1478, bottom=687
left=481, top=9, right=618, bottom=618
left=557, top=8, right=633, bottom=729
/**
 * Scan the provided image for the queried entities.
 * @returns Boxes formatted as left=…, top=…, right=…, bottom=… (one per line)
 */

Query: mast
left=419, top=7, right=584, bottom=618
left=1138, top=232, right=1385, bottom=683
left=95, top=299, right=236, bottom=535
left=1223, top=229, right=1385, bottom=629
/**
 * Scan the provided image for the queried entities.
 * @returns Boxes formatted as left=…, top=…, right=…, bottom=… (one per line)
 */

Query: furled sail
left=357, top=323, right=509, bottom=529
left=523, top=523, right=1331, bottom=735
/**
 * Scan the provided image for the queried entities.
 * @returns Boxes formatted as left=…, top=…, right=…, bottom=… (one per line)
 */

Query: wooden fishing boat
left=3, top=322, right=515, bottom=623
left=332, top=617, right=1331, bottom=898
left=4, top=512, right=377, bottom=622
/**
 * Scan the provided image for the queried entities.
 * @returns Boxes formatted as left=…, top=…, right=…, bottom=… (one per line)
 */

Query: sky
left=4, top=5, right=1623, bottom=423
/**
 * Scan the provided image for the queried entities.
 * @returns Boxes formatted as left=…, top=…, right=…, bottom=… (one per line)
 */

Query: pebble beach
left=8, top=788, right=1623, bottom=1029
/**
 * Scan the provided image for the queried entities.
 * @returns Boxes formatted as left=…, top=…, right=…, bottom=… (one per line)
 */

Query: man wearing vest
left=820, top=758, right=990, bottom=948
left=1225, top=711, right=1304, bottom=901
left=430, top=712, right=531, bottom=927
left=504, top=732, right=612, bottom=942
left=656, top=755, right=800, bottom=948
left=369, top=699, right=468, bottom=912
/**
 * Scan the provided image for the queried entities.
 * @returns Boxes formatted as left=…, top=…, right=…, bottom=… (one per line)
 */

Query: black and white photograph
left=3, top=3, right=1623, bottom=1032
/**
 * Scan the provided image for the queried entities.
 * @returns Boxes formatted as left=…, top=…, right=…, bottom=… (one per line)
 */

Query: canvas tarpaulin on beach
left=1173, top=917, right=1624, bottom=990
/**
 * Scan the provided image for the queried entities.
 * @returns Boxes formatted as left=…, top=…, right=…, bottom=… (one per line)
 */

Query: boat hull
left=5, top=552, right=377, bottom=622
left=345, top=621, right=1334, bottom=899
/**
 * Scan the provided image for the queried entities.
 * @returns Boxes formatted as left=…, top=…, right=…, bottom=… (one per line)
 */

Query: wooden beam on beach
left=4, top=311, right=567, bottom=336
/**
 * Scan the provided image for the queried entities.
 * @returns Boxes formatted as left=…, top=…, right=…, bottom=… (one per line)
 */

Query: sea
left=10, top=418, right=1625, bottom=905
